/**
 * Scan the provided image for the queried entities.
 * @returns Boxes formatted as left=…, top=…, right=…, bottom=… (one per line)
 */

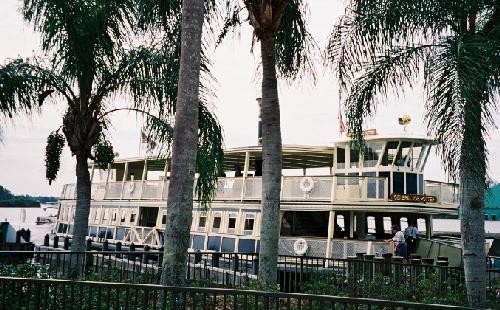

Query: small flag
left=338, top=109, right=346, bottom=135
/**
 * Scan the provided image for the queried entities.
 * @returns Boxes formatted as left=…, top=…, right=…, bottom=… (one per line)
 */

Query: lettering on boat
left=390, top=193, right=437, bottom=203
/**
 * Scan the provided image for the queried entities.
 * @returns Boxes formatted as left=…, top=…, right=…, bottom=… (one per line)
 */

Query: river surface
left=1, top=207, right=499, bottom=246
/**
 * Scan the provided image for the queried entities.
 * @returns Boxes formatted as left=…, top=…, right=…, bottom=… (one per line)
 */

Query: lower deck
left=54, top=199, right=451, bottom=258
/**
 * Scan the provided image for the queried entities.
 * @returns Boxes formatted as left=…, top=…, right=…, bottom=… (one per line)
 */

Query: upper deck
left=59, top=134, right=459, bottom=212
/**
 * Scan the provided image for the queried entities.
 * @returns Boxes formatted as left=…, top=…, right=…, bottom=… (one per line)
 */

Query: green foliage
left=92, top=135, right=114, bottom=169
left=45, top=131, right=65, bottom=185
left=327, top=0, right=500, bottom=186
left=0, top=263, right=51, bottom=279
left=0, top=185, right=14, bottom=200
left=304, top=273, right=468, bottom=306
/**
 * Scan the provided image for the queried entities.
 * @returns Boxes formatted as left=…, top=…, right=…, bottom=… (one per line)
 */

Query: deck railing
left=61, top=176, right=456, bottom=207
left=0, top=276, right=471, bottom=310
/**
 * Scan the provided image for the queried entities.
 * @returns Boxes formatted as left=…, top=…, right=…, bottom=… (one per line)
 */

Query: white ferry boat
left=55, top=130, right=459, bottom=259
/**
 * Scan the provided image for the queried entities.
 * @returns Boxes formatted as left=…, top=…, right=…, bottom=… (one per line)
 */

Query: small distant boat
left=35, top=216, right=53, bottom=225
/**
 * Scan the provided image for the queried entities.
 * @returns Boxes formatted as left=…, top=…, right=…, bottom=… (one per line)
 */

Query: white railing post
left=384, top=177, right=388, bottom=200
left=331, top=176, right=336, bottom=202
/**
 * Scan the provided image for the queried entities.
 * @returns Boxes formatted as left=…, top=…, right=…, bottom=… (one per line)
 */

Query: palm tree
left=218, top=0, right=316, bottom=287
left=0, top=0, right=223, bottom=254
left=136, top=0, right=224, bottom=286
left=327, top=1, right=499, bottom=306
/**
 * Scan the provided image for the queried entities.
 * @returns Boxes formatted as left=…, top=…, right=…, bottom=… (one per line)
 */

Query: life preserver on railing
left=299, top=177, right=315, bottom=192
left=293, top=238, right=308, bottom=255
left=128, top=182, right=135, bottom=193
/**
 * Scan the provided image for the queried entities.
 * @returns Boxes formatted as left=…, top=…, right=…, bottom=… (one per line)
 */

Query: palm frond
left=0, top=58, right=75, bottom=117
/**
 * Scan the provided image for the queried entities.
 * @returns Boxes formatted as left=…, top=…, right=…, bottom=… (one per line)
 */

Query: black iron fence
left=2, top=250, right=498, bottom=294
left=0, top=276, right=473, bottom=310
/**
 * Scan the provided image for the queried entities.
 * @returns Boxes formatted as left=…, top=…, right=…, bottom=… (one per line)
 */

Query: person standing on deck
left=404, top=221, right=418, bottom=255
left=393, top=231, right=408, bottom=260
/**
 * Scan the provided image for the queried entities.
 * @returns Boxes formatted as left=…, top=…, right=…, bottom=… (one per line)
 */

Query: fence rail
left=0, top=276, right=473, bottom=310
left=2, top=250, right=499, bottom=295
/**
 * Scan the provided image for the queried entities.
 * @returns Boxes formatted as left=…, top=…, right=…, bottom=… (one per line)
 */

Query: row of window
left=194, top=211, right=257, bottom=236
left=190, top=234, right=258, bottom=253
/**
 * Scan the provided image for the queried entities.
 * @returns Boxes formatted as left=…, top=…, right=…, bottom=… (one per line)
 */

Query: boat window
left=88, top=208, right=94, bottom=221
left=336, top=214, right=345, bottom=230
left=395, top=141, right=412, bottom=167
left=138, top=207, right=159, bottom=227
left=198, top=213, right=207, bottom=230
left=120, top=209, right=127, bottom=223
left=227, top=213, right=237, bottom=233
left=212, top=212, right=222, bottom=232
left=383, top=217, right=392, bottom=233
left=382, top=141, right=399, bottom=166
left=493, top=214, right=497, bottom=221
left=337, top=146, right=346, bottom=169
left=367, top=216, right=376, bottom=234
left=130, top=211, right=137, bottom=224
left=115, top=228, right=128, bottom=240
left=94, top=208, right=101, bottom=221
left=400, top=217, right=408, bottom=230
left=112, top=210, right=117, bottom=222
left=409, top=144, right=423, bottom=169
left=280, top=211, right=329, bottom=237
left=484, top=214, right=489, bottom=220
left=244, top=213, right=255, bottom=234
left=417, top=145, right=429, bottom=170
left=350, top=148, right=360, bottom=168
left=103, top=208, right=109, bottom=221
left=88, top=226, right=97, bottom=237
left=364, top=142, right=384, bottom=167
left=162, top=212, right=167, bottom=225
left=406, top=173, right=418, bottom=194
left=417, top=218, right=426, bottom=232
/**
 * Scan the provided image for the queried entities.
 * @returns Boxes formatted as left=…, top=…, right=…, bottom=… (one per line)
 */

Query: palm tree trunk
left=70, top=153, right=91, bottom=252
left=160, top=0, right=205, bottom=287
left=460, top=101, right=486, bottom=307
left=258, top=33, right=282, bottom=287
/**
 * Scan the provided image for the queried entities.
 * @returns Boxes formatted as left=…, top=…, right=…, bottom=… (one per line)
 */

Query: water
left=0, top=205, right=56, bottom=245
left=1, top=207, right=499, bottom=246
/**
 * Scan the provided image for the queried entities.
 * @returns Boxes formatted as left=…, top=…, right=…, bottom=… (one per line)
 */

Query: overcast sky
left=1, top=1, right=499, bottom=196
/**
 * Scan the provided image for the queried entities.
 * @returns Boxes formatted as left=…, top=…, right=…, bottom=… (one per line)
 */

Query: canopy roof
left=223, top=145, right=334, bottom=170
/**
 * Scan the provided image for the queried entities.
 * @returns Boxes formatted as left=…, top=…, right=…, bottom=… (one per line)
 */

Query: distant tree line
left=0, top=185, right=58, bottom=208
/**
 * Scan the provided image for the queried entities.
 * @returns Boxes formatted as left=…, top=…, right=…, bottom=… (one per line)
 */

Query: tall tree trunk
left=160, top=0, right=204, bottom=286
left=258, top=34, right=282, bottom=287
left=460, top=100, right=486, bottom=307
left=71, top=153, right=91, bottom=252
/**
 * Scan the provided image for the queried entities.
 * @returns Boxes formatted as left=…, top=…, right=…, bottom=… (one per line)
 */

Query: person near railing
left=393, top=231, right=408, bottom=260
left=404, top=221, right=418, bottom=255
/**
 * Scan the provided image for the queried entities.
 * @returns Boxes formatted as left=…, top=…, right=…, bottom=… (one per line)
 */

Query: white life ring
left=299, top=177, right=315, bottom=192
left=293, top=238, right=308, bottom=255
left=128, top=182, right=135, bottom=193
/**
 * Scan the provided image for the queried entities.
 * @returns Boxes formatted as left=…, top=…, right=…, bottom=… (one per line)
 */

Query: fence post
left=129, top=243, right=136, bottom=261
left=233, top=254, right=239, bottom=272
left=252, top=256, right=259, bottom=275
left=194, top=250, right=202, bottom=264
left=212, top=252, right=220, bottom=268
left=382, top=253, right=393, bottom=276
left=410, top=258, right=422, bottom=283
left=347, top=256, right=358, bottom=285
left=116, top=241, right=122, bottom=258
left=436, top=260, right=449, bottom=289
left=86, top=238, right=92, bottom=251
left=25, top=229, right=31, bottom=242
left=44, top=234, right=50, bottom=247
left=102, top=239, right=109, bottom=251
left=53, top=235, right=59, bottom=248
left=142, top=245, right=150, bottom=264
left=392, top=256, right=404, bottom=284
left=63, top=237, right=70, bottom=250
left=374, top=257, right=385, bottom=276
left=421, top=258, right=434, bottom=278
left=363, top=254, right=374, bottom=281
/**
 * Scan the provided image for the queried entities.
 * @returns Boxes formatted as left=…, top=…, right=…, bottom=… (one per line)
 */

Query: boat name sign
left=390, top=193, right=437, bottom=203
